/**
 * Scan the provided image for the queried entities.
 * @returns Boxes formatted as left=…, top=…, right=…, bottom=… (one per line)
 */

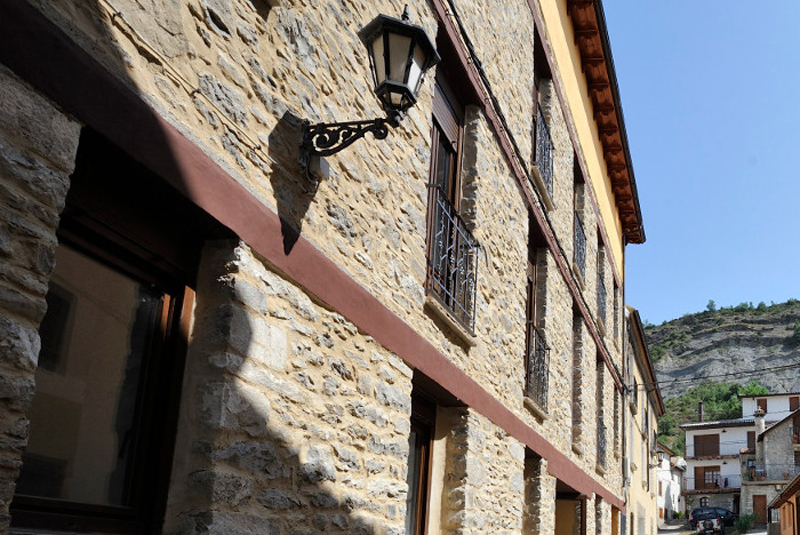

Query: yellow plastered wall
left=539, top=0, right=626, bottom=276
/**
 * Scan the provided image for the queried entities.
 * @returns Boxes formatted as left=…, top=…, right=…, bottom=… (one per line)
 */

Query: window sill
left=572, top=442, right=584, bottom=457
left=572, top=264, right=586, bottom=291
left=524, top=396, right=548, bottom=422
left=424, top=294, right=477, bottom=347
left=530, top=170, right=554, bottom=212
left=596, top=317, right=606, bottom=337
left=596, top=462, right=607, bottom=477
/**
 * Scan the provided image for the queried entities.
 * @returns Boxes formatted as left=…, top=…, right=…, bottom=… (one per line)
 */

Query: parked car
left=689, top=508, right=710, bottom=528
left=689, top=507, right=736, bottom=528
left=694, top=511, right=725, bottom=534
left=712, top=507, right=737, bottom=527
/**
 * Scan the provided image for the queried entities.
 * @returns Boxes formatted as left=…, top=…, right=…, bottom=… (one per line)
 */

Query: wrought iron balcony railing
left=525, top=322, right=550, bottom=411
left=533, top=104, right=553, bottom=200
left=597, top=276, right=607, bottom=326
left=743, top=463, right=800, bottom=482
left=427, top=186, right=479, bottom=332
left=686, top=474, right=742, bottom=491
left=574, top=214, right=586, bottom=280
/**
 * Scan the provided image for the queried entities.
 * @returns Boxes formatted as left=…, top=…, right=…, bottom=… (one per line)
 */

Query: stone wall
left=763, top=418, right=797, bottom=480
left=0, top=0, right=635, bottom=533
left=0, top=64, right=80, bottom=528
left=166, top=241, right=418, bottom=535
left=14, top=0, right=626, bottom=460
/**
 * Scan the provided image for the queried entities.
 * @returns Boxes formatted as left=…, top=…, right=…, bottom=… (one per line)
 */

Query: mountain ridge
left=644, top=299, right=800, bottom=400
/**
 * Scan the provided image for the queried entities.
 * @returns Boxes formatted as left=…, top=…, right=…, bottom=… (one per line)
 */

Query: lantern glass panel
left=408, top=45, right=425, bottom=94
left=387, top=33, right=412, bottom=83
left=370, top=37, right=386, bottom=86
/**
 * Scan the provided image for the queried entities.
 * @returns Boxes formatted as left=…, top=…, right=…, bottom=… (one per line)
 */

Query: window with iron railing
left=574, top=214, right=586, bottom=279
left=533, top=104, right=553, bottom=200
left=596, top=358, right=607, bottom=470
left=525, top=322, right=550, bottom=411
left=613, top=284, right=619, bottom=343
left=426, top=76, right=479, bottom=333
left=427, top=186, right=479, bottom=331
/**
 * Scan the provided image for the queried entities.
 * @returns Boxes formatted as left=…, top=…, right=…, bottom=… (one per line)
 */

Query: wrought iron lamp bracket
left=300, top=114, right=403, bottom=173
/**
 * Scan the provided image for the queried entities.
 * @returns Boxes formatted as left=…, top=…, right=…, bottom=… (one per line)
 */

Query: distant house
left=656, top=442, right=685, bottom=524
left=681, top=416, right=751, bottom=513
left=681, top=393, right=800, bottom=523
left=741, top=401, right=800, bottom=525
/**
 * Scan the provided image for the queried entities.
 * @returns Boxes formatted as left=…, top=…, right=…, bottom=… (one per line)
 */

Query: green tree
left=706, top=299, right=716, bottom=312
left=739, top=380, right=768, bottom=397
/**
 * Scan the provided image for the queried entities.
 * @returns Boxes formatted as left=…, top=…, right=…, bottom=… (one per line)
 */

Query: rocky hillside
left=645, top=300, right=800, bottom=400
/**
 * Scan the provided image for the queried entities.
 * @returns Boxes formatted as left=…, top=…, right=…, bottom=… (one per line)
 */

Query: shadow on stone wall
left=268, top=111, right=322, bottom=255
left=184, top=245, right=389, bottom=534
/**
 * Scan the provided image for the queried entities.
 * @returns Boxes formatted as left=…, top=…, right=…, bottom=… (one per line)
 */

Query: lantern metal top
left=357, top=8, right=439, bottom=63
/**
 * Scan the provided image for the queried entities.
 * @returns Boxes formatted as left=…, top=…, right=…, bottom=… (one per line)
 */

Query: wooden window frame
left=428, top=77, right=464, bottom=208
left=694, top=466, right=721, bottom=491
left=12, top=228, right=192, bottom=535
left=406, top=396, right=436, bottom=535
left=11, top=128, right=226, bottom=534
left=525, top=219, right=550, bottom=413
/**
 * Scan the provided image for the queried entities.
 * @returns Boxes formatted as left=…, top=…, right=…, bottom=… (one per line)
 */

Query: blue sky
left=602, top=2, right=800, bottom=324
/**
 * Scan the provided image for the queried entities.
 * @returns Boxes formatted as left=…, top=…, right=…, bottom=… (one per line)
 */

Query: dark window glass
left=17, top=244, right=165, bottom=506
left=704, top=467, right=721, bottom=489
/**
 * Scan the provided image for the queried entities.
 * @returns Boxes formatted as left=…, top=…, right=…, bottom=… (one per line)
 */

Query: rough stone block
left=0, top=65, right=80, bottom=172
left=0, top=317, right=40, bottom=370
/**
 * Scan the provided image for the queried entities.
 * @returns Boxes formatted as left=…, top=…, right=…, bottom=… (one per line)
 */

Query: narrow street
left=658, top=519, right=769, bottom=535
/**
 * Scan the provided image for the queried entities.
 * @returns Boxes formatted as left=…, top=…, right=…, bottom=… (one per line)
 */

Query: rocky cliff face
left=645, top=300, right=800, bottom=399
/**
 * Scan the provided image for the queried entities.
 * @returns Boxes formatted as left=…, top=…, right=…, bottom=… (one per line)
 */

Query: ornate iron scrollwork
left=301, top=118, right=390, bottom=161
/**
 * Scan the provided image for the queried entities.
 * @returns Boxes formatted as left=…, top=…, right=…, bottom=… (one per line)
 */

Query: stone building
left=625, top=308, right=664, bottom=535
left=0, top=1, right=644, bottom=535
left=741, top=405, right=800, bottom=524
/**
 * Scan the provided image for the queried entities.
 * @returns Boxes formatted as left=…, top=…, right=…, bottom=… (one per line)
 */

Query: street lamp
left=300, top=6, right=440, bottom=174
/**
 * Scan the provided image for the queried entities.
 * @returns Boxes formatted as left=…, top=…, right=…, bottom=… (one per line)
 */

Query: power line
left=635, top=360, right=800, bottom=390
